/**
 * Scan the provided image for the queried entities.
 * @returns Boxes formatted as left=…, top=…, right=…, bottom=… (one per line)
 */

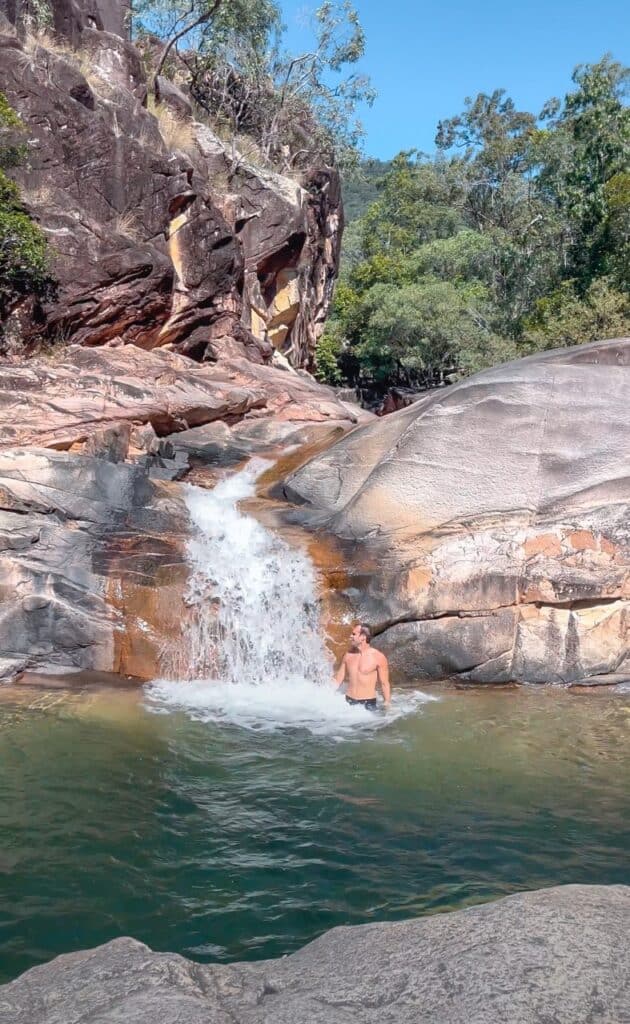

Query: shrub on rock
left=0, top=90, right=54, bottom=348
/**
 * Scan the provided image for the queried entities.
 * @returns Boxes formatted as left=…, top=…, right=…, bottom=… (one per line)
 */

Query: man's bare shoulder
left=374, top=648, right=388, bottom=665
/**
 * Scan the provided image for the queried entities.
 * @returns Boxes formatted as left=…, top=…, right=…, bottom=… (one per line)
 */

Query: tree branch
left=154, top=0, right=224, bottom=85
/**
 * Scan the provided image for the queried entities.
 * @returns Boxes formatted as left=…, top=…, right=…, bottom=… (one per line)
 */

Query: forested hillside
left=317, top=56, right=630, bottom=391
left=342, top=158, right=391, bottom=221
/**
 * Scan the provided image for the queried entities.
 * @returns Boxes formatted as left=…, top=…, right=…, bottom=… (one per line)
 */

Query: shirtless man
left=333, top=623, right=391, bottom=710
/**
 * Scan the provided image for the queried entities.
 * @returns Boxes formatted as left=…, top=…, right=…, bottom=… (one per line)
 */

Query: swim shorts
left=345, top=695, right=377, bottom=711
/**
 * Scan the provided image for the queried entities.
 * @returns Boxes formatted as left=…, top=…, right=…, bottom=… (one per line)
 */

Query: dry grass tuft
left=112, top=210, right=144, bottom=242
left=21, top=30, right=107, bottom=98
left=21, top=184, right=56, bottom=208
left=147, top=95, right=197, bottom=156
left=23, top=28, right=73, bottom=61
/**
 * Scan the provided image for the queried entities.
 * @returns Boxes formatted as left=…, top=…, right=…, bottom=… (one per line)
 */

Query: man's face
left=349, top=626, right=363, bottom=651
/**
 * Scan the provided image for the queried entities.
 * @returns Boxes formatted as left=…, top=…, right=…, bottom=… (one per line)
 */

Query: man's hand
left=377, top=651, right=391, bottom=705
left=332, top=654, right=347, bottom=689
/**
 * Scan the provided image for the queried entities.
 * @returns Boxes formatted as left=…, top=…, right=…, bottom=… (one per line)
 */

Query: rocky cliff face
left=0, top=4, right=352, bottom=682
left=0, top=6, right=341, bottom=367
left=285, top=338, right=630, bottom=687
left=0, top=0, right=130, bottom=41
left=0, top=343, right=360, bottom=682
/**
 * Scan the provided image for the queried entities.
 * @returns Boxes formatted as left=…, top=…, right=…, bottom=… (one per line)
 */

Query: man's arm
left=332, top=654, right=347, bottom=689
left=377, top=654, right=391, bottom=705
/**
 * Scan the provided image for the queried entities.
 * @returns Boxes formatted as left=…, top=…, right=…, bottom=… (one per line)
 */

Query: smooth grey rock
left=0, top=885, right=628, bottom=1023
left=285, top=338, right=630, bottom=685
left=155, top=74, right=193, bottom=117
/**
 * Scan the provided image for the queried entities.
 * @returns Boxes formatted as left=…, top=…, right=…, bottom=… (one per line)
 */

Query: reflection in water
left=0, top=684, right=628, bottom=982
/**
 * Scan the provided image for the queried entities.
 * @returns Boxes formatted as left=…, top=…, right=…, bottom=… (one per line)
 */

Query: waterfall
left=146, top=460, right=435, bottom=735
left=167, top=460, right=332, bottom=686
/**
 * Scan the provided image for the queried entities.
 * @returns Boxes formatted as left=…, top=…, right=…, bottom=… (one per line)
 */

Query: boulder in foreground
left=0, top=885, right=628, bottom=1023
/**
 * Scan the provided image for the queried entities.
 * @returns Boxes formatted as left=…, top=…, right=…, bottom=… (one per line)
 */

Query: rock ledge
left=1, top=884, right=628, bottom=1023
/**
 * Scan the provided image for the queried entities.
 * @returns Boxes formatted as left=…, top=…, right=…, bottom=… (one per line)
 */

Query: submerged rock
left=1, top=885, right=628, bottom=1023
left=285, top=338, right=630, bottom=685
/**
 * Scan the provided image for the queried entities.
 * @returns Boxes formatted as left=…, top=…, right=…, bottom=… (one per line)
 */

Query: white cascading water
left=147, top=460, right=435, bottom=736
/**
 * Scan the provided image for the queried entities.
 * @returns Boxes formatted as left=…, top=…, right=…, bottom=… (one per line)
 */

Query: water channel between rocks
left=0, top=456, right=629, bottom=983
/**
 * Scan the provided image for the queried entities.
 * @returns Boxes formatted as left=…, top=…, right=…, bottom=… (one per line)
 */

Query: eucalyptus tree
left=537, top=54, right=630, bottom=288
left=132, top=0, right=374, bottom=171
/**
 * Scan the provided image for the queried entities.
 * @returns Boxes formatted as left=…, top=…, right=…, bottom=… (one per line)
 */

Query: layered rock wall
left=0, top=12, right=341, bottom=368
left=0, top=343, right=360, bottom=681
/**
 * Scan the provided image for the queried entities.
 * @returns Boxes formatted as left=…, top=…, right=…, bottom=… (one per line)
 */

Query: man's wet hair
left=358, top=623, right=371, bottom=643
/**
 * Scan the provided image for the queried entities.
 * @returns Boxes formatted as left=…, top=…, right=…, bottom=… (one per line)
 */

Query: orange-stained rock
left=569, top=530, right=598, bottom=551
left=0, top=448, right=189, bottom=682
left=0, top=22, right=343, bottom=368
left=524, top=533, right=562, bottom=558
left=407, top=566, right=433, bottom=597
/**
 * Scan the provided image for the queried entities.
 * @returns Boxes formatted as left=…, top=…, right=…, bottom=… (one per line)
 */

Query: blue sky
left=279, top=0, right=630, bottom=159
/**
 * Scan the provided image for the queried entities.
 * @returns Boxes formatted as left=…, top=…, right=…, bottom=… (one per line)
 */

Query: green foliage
left=0, top=92, right=27, bottom=169
left=23, top=0, right=53, bottom=30
left=342, top=158, right=391, bottom=221
left=314, top=321, right=345, bottom=384
left=0, top=92, right=53, bottom=338
left=134, top=0, right=279, bottom=47
left=325, top=55, right=630, bottom=392
left=358, top=154, right=465, bottom=257
left=274, top=0, right=375, bottom=170
left=0, top=201, right=50, bottom=310
left=523, top=278, right=630, bottom=349
left=603, top=171, right=630, bottom=286
left=133, top=0, right=374, bottom=171
left=354, top=278, right=491, bottom=386
left=538, top=55, right=630, bottom=287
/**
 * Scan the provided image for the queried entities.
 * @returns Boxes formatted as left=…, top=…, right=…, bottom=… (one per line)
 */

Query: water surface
left=0, top=683, right=629, bottom=983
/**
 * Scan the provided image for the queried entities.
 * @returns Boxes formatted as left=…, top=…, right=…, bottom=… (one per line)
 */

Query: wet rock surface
left=1, top=885, right=628, bottom=1024
left=0, top=446, right=188, bottom=681
left=0, top=1, right=352, bottom=681
left=285, top=338, right=630, bottom=685
left=0, top=342, right=359, bottom=682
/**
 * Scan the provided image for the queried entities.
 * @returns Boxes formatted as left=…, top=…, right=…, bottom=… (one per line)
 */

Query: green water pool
left=0, top=683, right=629, bottom=983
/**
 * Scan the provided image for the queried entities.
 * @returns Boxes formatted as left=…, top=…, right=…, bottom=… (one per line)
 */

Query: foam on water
left=146, top=460, right=437, bottom=737
left=148, top=676, right=437, bottom=737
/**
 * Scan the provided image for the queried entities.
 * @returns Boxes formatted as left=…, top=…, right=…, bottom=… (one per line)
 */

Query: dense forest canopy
left=342, top=158, right=391, bottom=220
left=317, top=55, right=630, bottom=391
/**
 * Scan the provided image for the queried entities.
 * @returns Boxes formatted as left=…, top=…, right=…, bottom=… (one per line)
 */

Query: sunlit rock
left=285, top=338, right=630, bottom=685
left=1, top=885, right=628, bottom=1023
